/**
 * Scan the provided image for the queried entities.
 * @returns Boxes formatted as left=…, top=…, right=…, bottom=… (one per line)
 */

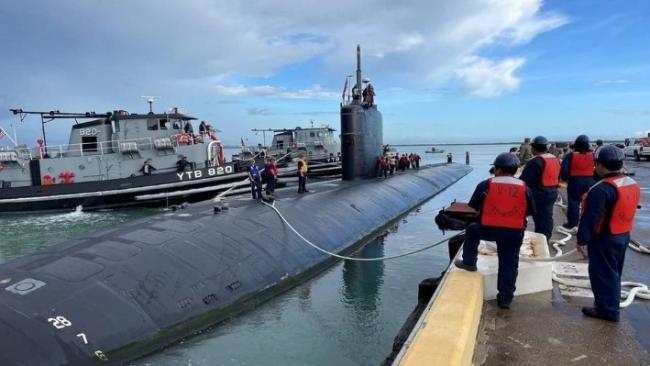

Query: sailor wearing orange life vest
left=577, top=145, right=640, bottom=322
left=455, top=153, right=535, bottom=309
left=560, top=134, right=595, bottom=229
left=520, top=136, right=561, bottom=240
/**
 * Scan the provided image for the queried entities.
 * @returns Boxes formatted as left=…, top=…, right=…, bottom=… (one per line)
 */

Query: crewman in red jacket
left=560, top=135, right=595, bottom=229
left=577, top=145, right=640, bottom=322
left=520, top=136, right=561, bottom=239
left=455, top=153, right=535, bottom=309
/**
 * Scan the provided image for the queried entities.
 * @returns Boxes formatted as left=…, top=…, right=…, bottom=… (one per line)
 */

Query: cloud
left=291, top=111, right=339, bottom=116
left=0, top=0, right=569, bottom=143
left=246, top=107, right=274, bottom=116
left=456, top=57, right=526, bottom=97
left=214, top=85, right=339, bottom=99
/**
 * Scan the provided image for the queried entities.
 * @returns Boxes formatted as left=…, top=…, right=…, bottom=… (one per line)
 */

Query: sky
left=0, top=0, right=649, bottom=146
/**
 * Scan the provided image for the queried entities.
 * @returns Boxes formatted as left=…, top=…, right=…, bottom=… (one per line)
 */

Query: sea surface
left=0, top=144, right=509, bottom=365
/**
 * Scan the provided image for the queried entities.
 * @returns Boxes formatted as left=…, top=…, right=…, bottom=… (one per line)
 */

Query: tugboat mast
left=9, top=109, right=111, bottom=151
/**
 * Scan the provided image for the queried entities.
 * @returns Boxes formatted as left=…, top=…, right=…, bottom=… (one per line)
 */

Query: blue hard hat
left=595, top=145, right=624, bottom=162
left=493, top=152, right=520, bottom=169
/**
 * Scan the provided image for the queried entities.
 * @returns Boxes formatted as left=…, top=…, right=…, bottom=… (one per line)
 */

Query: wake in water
left=0, top=207, right=158, bottom=264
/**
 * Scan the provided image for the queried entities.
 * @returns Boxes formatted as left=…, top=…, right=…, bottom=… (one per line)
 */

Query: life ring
left=176, top=133, right=191, bottom=145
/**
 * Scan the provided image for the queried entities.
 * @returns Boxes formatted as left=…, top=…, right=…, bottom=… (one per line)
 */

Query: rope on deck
left=263, top=200, right=464, bottom=262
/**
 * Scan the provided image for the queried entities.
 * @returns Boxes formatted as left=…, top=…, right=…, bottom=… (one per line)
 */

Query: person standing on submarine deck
left=248, top=163, right=263, bottom=200
left=297, top=154, right=309, bottom=193
left=577, top=145, right=640, bottom=322
left=519, top=136, right=561, bottom=240
left=455, top=152, right=536, bottom=309
left=265, top=157, right=278, bottom=198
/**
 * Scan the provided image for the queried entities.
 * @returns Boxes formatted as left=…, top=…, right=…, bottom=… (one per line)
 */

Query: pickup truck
left=624, top=135, right=650, bottom=161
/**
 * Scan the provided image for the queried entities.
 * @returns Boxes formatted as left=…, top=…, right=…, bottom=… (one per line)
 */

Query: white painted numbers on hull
left=176, top=166, right=234, bottom=181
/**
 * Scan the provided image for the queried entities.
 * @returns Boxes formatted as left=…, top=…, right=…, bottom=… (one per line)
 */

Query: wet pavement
left=475, top=160, right=650, bottom=366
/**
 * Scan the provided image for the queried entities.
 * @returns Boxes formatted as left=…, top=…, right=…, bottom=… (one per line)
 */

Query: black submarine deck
left=0, top=163, right=471, bottom=365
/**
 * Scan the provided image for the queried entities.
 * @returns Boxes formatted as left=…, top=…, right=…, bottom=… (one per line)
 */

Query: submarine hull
left=0, top=164, right=470, bottom=365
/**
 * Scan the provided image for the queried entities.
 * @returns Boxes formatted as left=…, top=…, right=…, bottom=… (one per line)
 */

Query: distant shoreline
left=388, top=142, right=519, bottom=147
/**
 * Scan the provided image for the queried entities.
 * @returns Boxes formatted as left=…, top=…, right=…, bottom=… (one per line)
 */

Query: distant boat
left=425, top=147, right=445, bottom=154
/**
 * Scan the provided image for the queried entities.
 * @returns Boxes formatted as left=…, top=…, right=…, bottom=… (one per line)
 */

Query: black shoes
left=581, top=307, right=619, bottom=322
left=562, top=223, right=576, bottom=230
left=497, top=302, right=511, bottom=310
left=453, top=259, right=477, bottom=272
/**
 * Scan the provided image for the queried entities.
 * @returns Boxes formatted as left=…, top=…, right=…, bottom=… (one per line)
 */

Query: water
left=0, top=144, right=508, bottom=365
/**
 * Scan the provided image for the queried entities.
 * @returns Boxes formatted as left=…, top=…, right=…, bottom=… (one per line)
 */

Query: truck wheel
left=635, top=151, right=641, bottom=161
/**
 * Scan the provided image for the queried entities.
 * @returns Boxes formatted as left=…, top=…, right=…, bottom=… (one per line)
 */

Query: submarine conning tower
left=341, top=45, right=383, bottom=180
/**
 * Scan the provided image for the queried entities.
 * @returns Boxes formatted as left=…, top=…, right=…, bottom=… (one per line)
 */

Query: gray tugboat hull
left=0, top=163, right=469, bottom=365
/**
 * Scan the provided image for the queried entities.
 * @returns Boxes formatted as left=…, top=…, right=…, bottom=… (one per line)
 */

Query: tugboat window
left=159, top=119, right=169, bottom=130
left=81, top=136, right=98, bottom=153
left=147, top=119, right=159, bottom=130
left=310, top=132, right=315, bottom=137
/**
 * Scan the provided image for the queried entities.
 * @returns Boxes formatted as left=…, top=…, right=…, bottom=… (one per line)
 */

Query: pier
left=393, top=159, right=650, bottom=366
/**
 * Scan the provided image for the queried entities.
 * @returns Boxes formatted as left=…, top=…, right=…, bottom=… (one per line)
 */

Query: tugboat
left=233, top=123, right=342, bottom=177
left=234, top=123, right=340, bottom=162
left=0, top=101, right=245, bottom=213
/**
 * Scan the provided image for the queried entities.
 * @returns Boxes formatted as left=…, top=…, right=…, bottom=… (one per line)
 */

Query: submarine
left=0, top=46, right=471, bottom=365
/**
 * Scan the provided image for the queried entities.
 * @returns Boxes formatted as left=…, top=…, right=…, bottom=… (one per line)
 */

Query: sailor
left=577, top=145, right=640, bottom=322
left=518, top=137, right=532, bottom=164
left=560, top=135, right=595, bottom=229
left=176, top=155, right=191, bottom=174
left=248, top=163, right=262, bottom=200
left=362, top=79, right=375, bottom=107
left=184, top=121, right=194, bottom=135
left=199, top=121, right=208, bottom=135
left=593, top=139, right=604, bottom=159
left=139, top=159, right=156, bottom=176
left=297, top=154, right=309, bottom=193
left=454, top=153, right=535, bottom=309
left=548, top=143, right=562, bottom=158
left=520, top=136, right=561, bottom=239
left=264, top=157, right=278, bottom=199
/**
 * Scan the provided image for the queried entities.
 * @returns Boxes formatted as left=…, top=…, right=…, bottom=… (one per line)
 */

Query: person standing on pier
left=560, top=135, right=595, bottom=229
left=518, top=137, right=532, bottom=164
left=520, top=136, right=561, bottom=240
left=454, top=153, right=535, bottom=309
left=577, top=145, right=640, bottom=322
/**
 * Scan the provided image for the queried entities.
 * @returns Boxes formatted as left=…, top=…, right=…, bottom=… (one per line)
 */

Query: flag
left=0, top=127, right=6, bottom=140
left=240, top=137, right=245, bottom=148
left=342, top=77, right=349, bottom=100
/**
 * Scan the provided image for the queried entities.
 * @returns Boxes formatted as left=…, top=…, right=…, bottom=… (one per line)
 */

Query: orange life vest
left=569, top=152, right=594, bottom=177
left=480, top=176, right=528, bottom=229
left=596, top=176, right=641, bottom=235
left=539, top=153, right=560, bottom=187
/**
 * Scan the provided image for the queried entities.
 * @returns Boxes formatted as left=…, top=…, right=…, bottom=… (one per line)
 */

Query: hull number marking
left=177, top=166, right=234, bottom=181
